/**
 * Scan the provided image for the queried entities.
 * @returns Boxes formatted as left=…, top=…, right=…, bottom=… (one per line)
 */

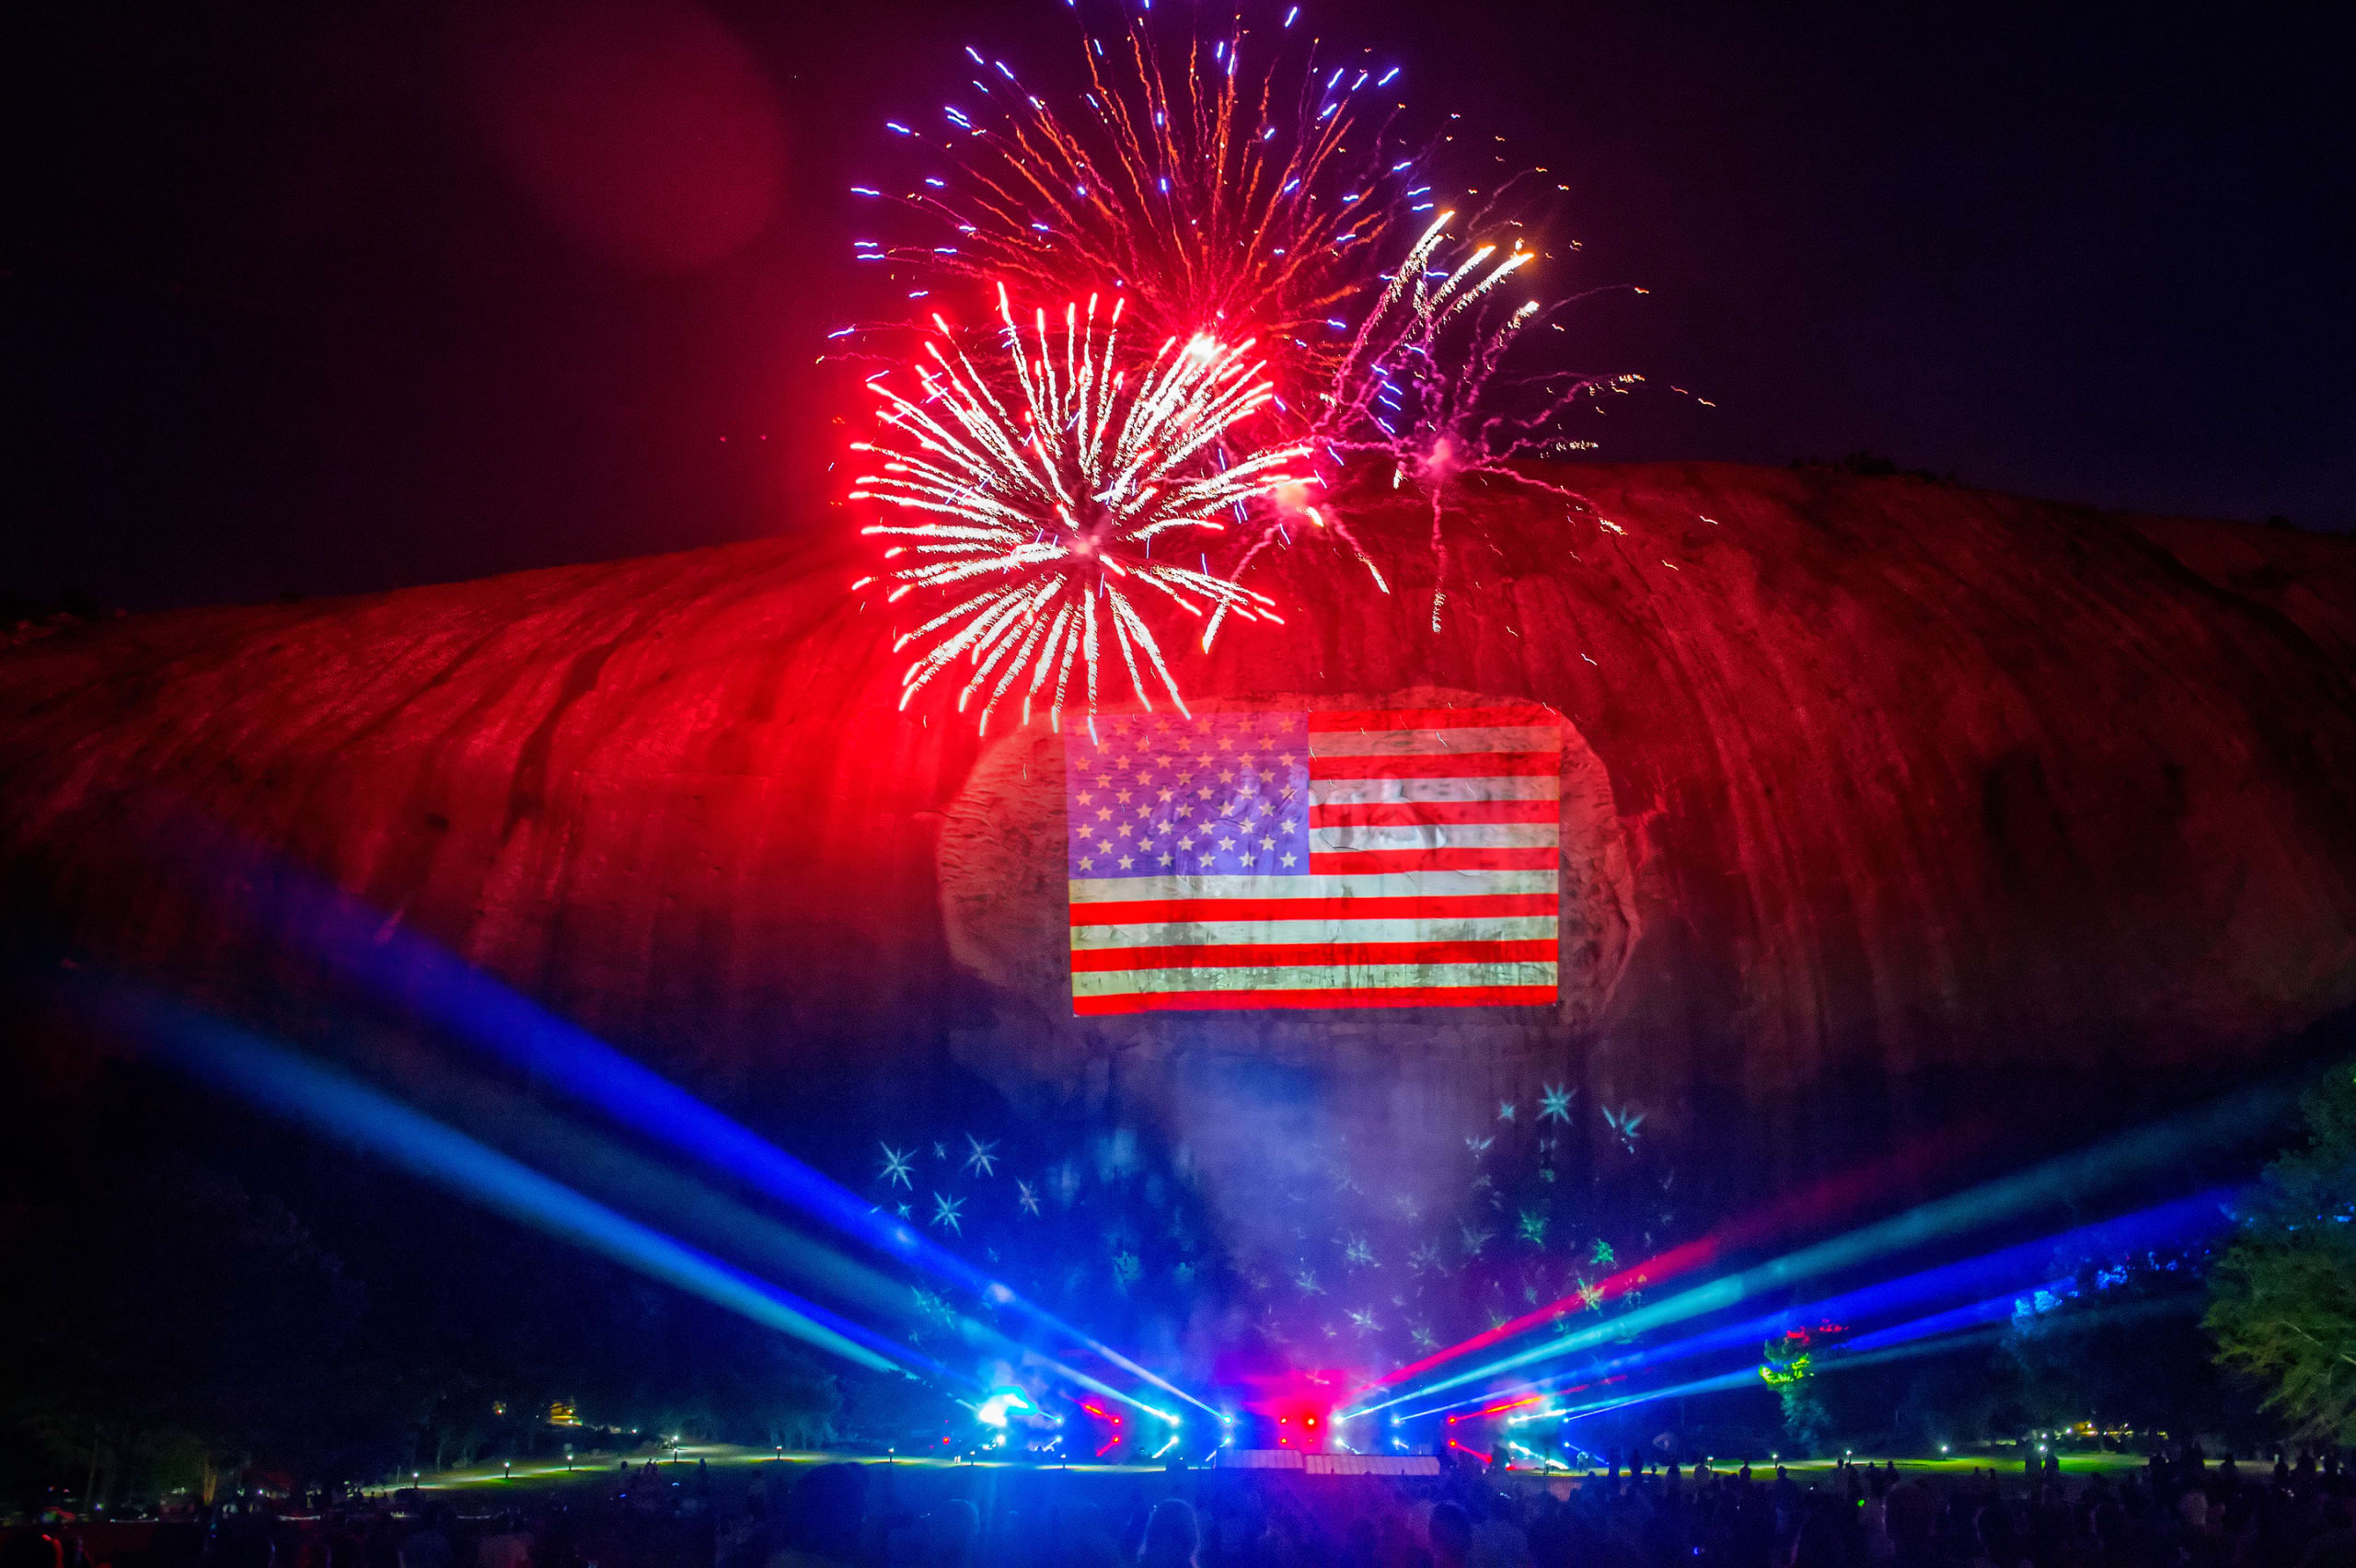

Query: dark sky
left=6, top=0, right=2350, bottom=612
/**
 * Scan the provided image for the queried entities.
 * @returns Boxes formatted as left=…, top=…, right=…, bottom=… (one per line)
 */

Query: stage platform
left=1211, top=1449, right=1442, bottom=1477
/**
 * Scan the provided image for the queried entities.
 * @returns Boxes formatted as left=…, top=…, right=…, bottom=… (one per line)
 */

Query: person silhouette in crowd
left=396, top=1511, right=450, bottom=1568
left=1426, top=1503, right=1472, bottom=1568
left=1137, top=1499, right=1199, bottom=1568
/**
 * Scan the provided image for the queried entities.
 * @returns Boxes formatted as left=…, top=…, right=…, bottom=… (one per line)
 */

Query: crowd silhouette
left=7, top=1444, right=2355, bottom=1568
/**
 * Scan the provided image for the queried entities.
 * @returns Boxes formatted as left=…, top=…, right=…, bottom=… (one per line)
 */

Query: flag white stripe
left=1307, top=725, right=1561, bottom=757
left=1074, top=961, right=1560, bottom=997
left=1069, top=870, right=1555, bottom=903
left=1310, top=824, right=1560, bottom=852
left=1072, top=916, right=1560, bottom=951
left=1309, top=777, right=1561, bottom=805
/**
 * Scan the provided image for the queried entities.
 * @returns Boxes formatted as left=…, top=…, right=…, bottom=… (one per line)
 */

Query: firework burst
left=1319, top=210, right=1637, bottom=628
left=850, top=11, right=1657, bottom=649
left=871, top=25, right=1410, bottom=405
left=851, top=284, right=1311, bottom=734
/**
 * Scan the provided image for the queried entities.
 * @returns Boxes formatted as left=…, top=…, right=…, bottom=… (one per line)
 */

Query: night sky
left=7, top=0, right=2350, bottom=613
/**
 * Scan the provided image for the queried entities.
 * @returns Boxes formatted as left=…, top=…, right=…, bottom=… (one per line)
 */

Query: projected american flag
left=1064, top=707, right=1562, bottom=1014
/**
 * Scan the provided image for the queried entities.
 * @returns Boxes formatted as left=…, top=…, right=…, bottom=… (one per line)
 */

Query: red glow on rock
left=6, top=464, right=2352, bottom=1260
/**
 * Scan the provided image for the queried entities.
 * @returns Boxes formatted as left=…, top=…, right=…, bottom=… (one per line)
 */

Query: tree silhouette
left=2207, top=1067, right=2356, bottom=1441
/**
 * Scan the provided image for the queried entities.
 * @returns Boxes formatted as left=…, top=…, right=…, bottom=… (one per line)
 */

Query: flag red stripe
left=1311, top=799, right=1559, bottom=827
left=1071, top=939, right=1557, bottom=973
left=1075, top=985, right=1559, bottom=1014
left=1069, top=894, right=1558, bottom=926
left=1309, top=847, right=1557, bottom=873
left=1307, top=708, right=1558, bottom=732
left=1310, top=751, right=1558, bottom=779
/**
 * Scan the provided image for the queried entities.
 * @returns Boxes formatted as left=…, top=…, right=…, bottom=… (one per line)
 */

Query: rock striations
left=6, top=463, right=2354, bottom=1194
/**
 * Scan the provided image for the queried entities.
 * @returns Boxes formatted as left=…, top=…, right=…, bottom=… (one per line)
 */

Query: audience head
left=790, top=1462, right=867, bottom=1557
left=1138, top=1497, right=1198, bottom=1567
left=1884, top=1480, right=1934, bottom=1546
left=925, top=1497, right=978, bottom=1565
left=1427, top=1501, right=1472, bottom=1567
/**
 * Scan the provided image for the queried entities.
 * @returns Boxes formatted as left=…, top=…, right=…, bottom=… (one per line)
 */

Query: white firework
left=852, top=283, right=1311, bottom=735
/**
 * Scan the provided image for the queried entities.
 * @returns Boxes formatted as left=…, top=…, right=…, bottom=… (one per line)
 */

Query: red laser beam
left=1355, top=1124, right=1990, bottom=1398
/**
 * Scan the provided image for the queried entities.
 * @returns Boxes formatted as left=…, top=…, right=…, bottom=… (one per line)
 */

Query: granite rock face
left=6, top=463, right=2353, bottom=1197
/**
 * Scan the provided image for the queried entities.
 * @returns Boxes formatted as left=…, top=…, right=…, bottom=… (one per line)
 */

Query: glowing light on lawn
left=854, top=285, right=1305, bottom=733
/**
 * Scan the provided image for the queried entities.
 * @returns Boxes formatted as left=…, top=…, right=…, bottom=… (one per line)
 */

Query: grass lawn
left=400, top=1442, right=2150, bottom=1501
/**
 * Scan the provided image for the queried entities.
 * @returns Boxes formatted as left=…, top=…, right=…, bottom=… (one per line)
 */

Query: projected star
left=1518, top=1209, right=1548, bottom=1245
left=1590, top=1239, right=1616, bottom=1266
left=1345, top=1236, right=1377, bottom=1268
left=879, top=1143, right=916, bottom=1189
left=1465, top=1134, right=1494, bottom=1158
left=1497, top=1100, right=1517, bottom=1123
left=1602, top=1105, right=1646, bottom=1153
left=1294, top=1267, right=1325, bottom=1297
left=1578, top=1281, right=1606, bottom=1311
left=1348, top=1307, right=1380, bottom=1335
left=1408, top=1241, right=1442, bottom=1275
left=964, top=1135, right=1000, bottom=1178
left=1539, top=1084, right=1574, bottom=1124
left=1068, top=714, right=1313, bottom=880
left=1461, top=1223, right=1495, bottom=1258
left=930, top=1192, right=964, bottom=1235
left=1016, top=1180, right=1041, bottom=1216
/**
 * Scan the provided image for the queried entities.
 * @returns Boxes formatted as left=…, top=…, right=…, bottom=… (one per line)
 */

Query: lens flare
left=853, top=284, right=1309, bottom=734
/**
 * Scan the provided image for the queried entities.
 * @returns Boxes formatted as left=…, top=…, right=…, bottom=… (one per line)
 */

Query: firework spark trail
left=1305, top=208, right=1643, bottom=630
left=852, top=284, right=1312, bottom=735
left=851, top=17, right=1655, bottom=642
left=872, top=27, right=1413, bottom=402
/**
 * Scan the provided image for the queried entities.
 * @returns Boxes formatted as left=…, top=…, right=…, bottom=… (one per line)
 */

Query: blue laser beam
left=180, top=837, right=1214, bottom=1419
left=1350, top=1082, right=2291, bottom=1416
left=1393, top=1188, right=2235, bottom=1421
left=396, top=1057, right=1153, bottom=1412
left=102, top=987, right=949, bottom=1381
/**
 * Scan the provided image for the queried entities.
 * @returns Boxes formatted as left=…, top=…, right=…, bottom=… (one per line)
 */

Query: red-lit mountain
left=5, top=463, right=2352, bottom=1198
